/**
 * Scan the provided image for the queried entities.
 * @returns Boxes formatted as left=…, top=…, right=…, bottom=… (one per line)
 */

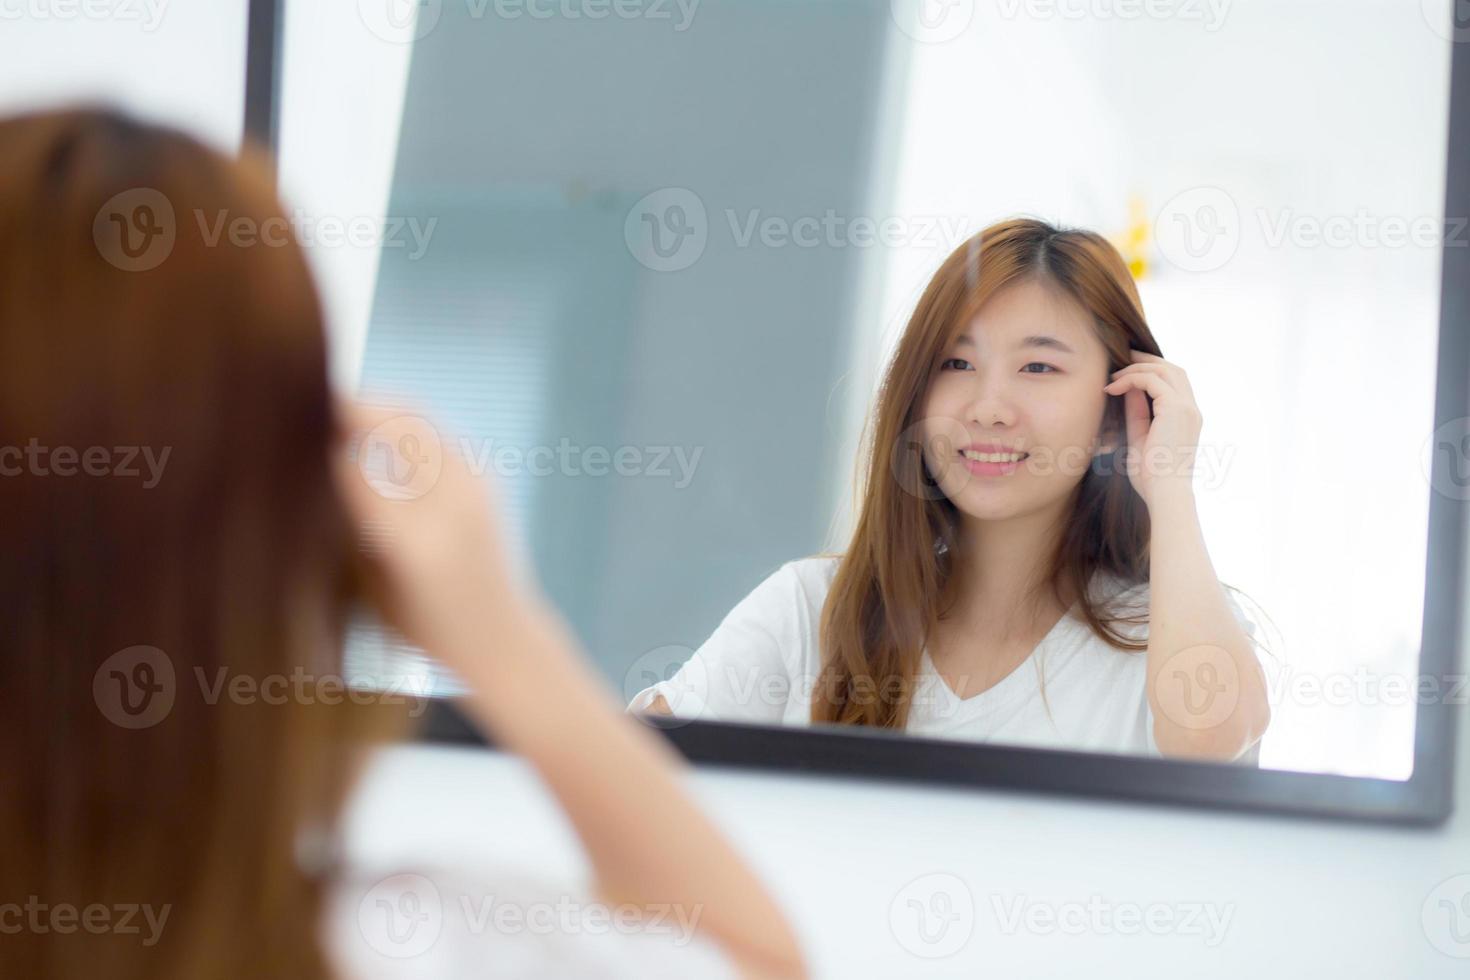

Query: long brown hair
left=813, top=218, right=1164, bottom=729
left=0, top=108, right=403, bottom=979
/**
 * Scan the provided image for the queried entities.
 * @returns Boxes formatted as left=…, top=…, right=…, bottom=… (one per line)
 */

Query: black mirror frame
left=248, top=0, right=1466, bottom=826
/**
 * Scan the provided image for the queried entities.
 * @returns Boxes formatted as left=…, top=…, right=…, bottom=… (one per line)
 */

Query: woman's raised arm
left=336, top=404, right=808, bottom=980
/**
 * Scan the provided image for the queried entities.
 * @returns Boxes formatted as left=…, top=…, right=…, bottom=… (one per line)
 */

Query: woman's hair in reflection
left=815, top=218, right=1170, bottom=729
left=0, top=108, right=405, bottom=980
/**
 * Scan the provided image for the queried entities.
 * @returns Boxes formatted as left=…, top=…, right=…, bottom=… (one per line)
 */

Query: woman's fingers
left=1113, top=353, right=1195, bottom=397
left=332, top=398, right=535, bottom=664
left=1104, top=369, right=1177, bottom=402
left=1123, top=386, right=1151, bottom=453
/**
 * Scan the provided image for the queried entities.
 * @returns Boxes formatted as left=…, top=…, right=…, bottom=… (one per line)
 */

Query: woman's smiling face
left=917, top=277, right=1118, bottom=522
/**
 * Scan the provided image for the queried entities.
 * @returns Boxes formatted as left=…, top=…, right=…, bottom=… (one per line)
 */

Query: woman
left=0, top=107, right=805, bottom=979
left=632, top=219, right=1272, bottom=762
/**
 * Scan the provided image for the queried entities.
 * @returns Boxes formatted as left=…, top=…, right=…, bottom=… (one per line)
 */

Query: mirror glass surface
left=321, top=0, right=1461, bottom=782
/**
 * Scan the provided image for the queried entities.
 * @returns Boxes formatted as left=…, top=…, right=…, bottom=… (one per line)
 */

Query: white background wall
left=277, top=2, right=416, bottom=389
left=0, top=0, right=245, bottom=148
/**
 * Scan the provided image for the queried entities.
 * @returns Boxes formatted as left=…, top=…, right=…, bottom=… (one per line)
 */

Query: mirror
left=303, top=0, right=1464, bottom=785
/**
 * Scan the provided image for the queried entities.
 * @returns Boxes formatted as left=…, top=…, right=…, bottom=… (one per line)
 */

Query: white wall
left=277, top=2, right=416, bottom=389
left=0, top=0, right=246, bottom=149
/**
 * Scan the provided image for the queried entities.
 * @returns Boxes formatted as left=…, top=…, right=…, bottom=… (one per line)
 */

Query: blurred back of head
left=0, top=107, right=390, bottom=980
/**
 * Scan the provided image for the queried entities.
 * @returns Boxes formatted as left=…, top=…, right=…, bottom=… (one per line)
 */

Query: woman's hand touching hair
left=331, top=399, right=808, bottom=980
left=333, top=400, right=549, bottom=667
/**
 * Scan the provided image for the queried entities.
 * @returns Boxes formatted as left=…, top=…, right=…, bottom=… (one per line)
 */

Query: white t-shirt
left=629, top=555, right=1262, bottom=761
left=323, top=862, right=737, bottom=980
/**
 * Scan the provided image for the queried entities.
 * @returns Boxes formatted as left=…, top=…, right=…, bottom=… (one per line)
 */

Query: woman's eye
left=1021, top=362, right=1058, bottom=374
left=940, top=357, right=973, bottom=371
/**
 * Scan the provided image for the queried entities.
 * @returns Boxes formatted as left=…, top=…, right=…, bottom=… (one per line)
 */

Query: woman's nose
left=964, top=374, right=1018, bottom=427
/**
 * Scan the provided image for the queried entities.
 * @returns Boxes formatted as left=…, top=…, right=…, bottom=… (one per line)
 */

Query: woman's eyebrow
left=1018, top=334, right=1076, bottom=354
left=952, top=333, right=1077, bottom=354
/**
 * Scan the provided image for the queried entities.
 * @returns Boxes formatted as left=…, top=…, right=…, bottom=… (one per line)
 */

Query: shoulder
left=695, top=555, right=840, bottom=674
left=736, top=554, right=841, bottom=619
left=737, top=556, right=843, bottom=670
left=779, top=553, right=843, bottom=598
left=323, top=862, right=739, bottom=980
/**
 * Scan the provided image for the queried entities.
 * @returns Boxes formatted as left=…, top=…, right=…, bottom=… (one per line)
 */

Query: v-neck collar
left=919, top=596, right=1084, bottom=709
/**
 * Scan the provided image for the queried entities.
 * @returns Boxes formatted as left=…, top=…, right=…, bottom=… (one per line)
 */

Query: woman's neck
left=946, top=501, right=1074, bottom=635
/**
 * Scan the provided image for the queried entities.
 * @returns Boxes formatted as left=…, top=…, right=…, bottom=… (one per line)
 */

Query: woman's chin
left=948, top=493, right=1025, bottom=523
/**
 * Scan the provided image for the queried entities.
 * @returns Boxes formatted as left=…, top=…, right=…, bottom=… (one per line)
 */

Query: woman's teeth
left=962, top=450, right=1027, bottom=463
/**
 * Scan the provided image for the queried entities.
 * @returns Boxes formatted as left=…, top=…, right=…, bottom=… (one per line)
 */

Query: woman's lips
left=958, top=451, right=1027, bottom=477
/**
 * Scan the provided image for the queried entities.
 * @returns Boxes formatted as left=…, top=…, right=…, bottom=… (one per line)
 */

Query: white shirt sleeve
left=324, top=863, right=739, bottom=980
left=1226, top=588, right=1266, bottom=766
left=627, top=561, right=809, bottom=725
